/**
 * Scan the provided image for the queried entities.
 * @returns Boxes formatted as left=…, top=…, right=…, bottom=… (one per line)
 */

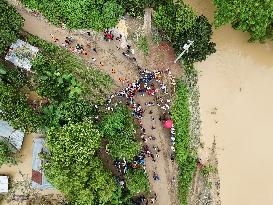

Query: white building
left=0, top=176, right=9, bottom=193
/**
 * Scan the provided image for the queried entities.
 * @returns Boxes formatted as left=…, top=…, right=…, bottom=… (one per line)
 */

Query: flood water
left=185, top=0, right=273, bottom=204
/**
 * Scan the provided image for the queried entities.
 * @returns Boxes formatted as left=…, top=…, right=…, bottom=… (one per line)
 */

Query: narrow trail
left=6, top=1, right=182, bottom=204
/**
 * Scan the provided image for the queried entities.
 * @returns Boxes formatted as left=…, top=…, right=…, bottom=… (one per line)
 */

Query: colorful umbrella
left=164, top=119, right=173, bottom=129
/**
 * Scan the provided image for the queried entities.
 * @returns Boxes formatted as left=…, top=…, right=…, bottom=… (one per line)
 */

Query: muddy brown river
left=185, top=0, right=273, bottom=204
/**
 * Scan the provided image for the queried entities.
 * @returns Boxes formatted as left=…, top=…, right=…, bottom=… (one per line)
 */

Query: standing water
left=184, top=0, right=273, bottom=204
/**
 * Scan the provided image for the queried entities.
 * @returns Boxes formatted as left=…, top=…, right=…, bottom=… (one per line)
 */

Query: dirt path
left=5, top=1, right=183, bottom=204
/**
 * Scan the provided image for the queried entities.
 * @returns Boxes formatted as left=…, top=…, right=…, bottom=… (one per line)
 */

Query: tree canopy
left=213, top=0, right=273, bottom=41
left=154, top=2, right=216, bottom=63
left=0, top=0, right=23, bottom=54
left=100, top=105, right=140, bottom=160
left=44, top=121, right=117, bottom=205
left=21, top=0, right=124, bottom=30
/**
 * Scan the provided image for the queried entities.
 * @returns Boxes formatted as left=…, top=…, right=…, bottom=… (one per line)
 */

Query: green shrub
left=171, top=80, right=197, bottom=205
left=137, top=35, right=149, bottom=56
left=0, top=140, right=16, bottom=167
left=25, top=34, right=113, bottom=104
left=44, top=121, right=116, bottom=205
left=0, top=0, right=24, bottom=55
left=0, top=62, right=28, bottom=89
left=0, top=81, right=42, bottom=132
left=125, top=169, right=150, bottom=196
left=154, top=2, right=215, bottom=63
left=213, top=0, right=273, bottom=41
left=100, top=105, right=140, bottom=160
left=173, top=16, right=216, bottom=63
left=20, top=0, right=124, bottom=30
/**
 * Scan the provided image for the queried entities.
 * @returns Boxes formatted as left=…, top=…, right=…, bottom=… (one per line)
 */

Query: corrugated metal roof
left=0, top=120, right=24, bottom=150
left=32, top=137, right=52, bottom=190
left=5, top=39, right=39, bottom=72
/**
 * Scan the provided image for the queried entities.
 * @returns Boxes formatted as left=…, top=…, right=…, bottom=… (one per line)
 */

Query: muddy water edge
left=184, top=0, right=273, bottom=205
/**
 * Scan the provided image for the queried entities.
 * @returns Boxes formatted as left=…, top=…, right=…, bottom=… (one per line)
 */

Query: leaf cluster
left=44, top=122, right=116, bottom=205
left=21, top=0, right=124, bottom=30
left=0, top=0, right=23, bottom=55
left=125, top=169, right=150, bottom=197
left=100, top=105, right=140, bottom=160
left=213, top=0, right=273, bottom=41
left=154, top=1, right=216, bottom=63
left=0, top=80, right=42, bottom=132
left=0, top=140, right=17, bottom=167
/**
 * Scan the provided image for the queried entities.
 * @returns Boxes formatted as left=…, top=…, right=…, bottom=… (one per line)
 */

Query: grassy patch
left=171, top=80, right=197, bottom=205
left=137, top=35, right=149, bottom=56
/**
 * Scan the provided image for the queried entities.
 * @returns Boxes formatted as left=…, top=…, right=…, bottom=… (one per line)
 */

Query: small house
left=0, top=120, right=24, bottom=151
left=32, top=137, right=52, bottom=190
left=0, top=176, right=9, bottom=193
left=5, top=39, right=39, bottom=72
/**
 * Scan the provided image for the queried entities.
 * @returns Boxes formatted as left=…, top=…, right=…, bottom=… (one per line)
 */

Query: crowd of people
left=50, top=29, right=177, bottom=205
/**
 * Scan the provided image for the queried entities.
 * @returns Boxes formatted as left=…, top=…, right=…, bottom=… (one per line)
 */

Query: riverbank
left=186, top=0, right=273, bottom=204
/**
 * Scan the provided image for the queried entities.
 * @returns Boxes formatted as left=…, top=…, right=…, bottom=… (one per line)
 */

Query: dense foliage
left=154, top=1, right=216, bottom=63
left=171, top=80, right=197, bottom=205
left=117, top=0, right=169, bottom=17
left=0, top=0, right=23, bottom=55
left=0, top=62, right=28, bottom=89
left=125, top=169, right=150, bottom=196
left=0, top=80, right=42, bottom=132
left=44, top=121, right=116, bottom=205
left=100, top=105, right=140, bottom=160
left=21, top=0, right=124, bottom=30
left=173, top=16, right=216, bottom=63
left=25, top=35, right=113, bottom=104
left=0, top=140, right=16, bottom=167
left=213, top=0, right=273, bottom=41
left=21, top=35, right=113, bottom=128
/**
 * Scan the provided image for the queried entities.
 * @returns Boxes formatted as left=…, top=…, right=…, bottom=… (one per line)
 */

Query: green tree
left=21, top=0, right=124, bottom=30
left=213, top=0, right=273, bottom=41
left=0, top=140, right=16, bottom=167
left=44, top=121, right=116, bottom=205
left=173, top=16, right=216, bottom=63
left=0, top=0, right=23, bottom=54
left=125, top=169, right=150, bottom=196
left=154, top=2, right=197, bottom=40
left=154, top=2, right=216, bottom=63
left=100, top=105, right=140, bottom=160
left=0, top=81, right=42, bottom=132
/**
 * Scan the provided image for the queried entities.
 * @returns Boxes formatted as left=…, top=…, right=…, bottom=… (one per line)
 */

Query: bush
left=125, top=169, right=150, bottom=196
left=20, top=0, right=124, bottom=30
left=213, top=0, right=273, bottom=41
left=154, top=2, right=216, bottom=63
left=0, top=62, right=28, bottom=89
left=0, top=140, right=16, bottom=167
left=100, top=105, right=140, bottom=160
left=117, top=0, right=170, bottom=17
left=171, top=80, right=197, bottom=205
left=0, top=0, right=24, bottom=55
left=137, top=35, right=149, bottom=56
left=25, top=34, right=113, bottom=104
left=0, top=81, right=42, bottom=132
left=173, top=16, right=216, bottom=63
left=44, top=121, right=116, bottom=205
